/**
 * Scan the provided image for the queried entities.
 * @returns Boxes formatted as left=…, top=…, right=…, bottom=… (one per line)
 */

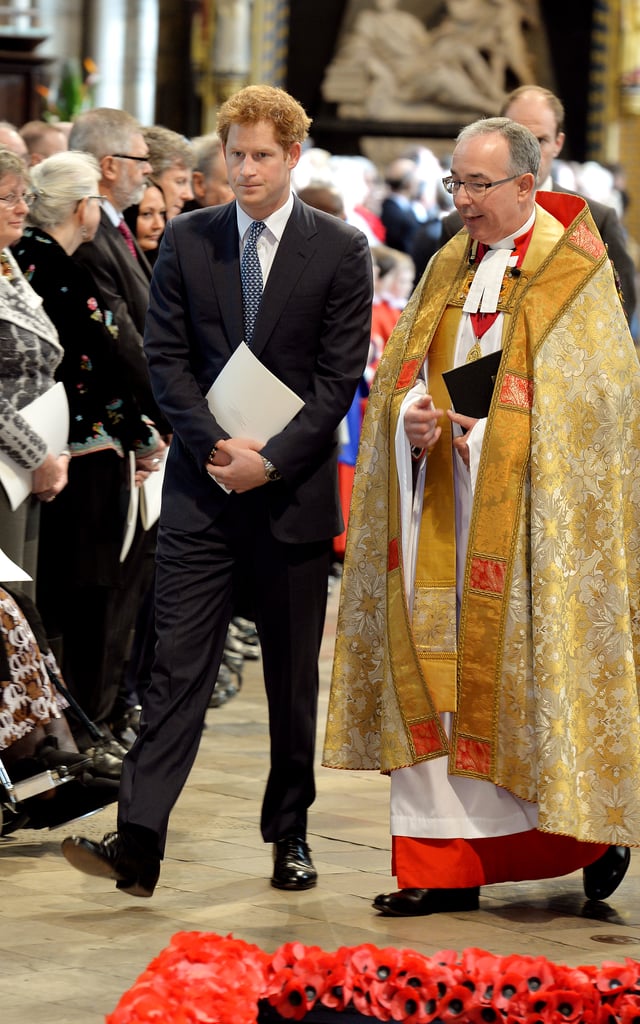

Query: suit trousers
left=117, top=486, right=331, bottom=858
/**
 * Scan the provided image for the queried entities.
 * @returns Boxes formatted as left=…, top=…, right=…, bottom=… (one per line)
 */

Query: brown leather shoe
left=373, top=886, right=480, bottom=916
left=61, top=831, right=160, bottom=898
left=271, top=834, right=317, bottom=890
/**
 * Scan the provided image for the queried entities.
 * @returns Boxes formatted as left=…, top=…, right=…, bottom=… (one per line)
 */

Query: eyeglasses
left=111, top=153, right=150, bottom=164
left=87, top=194, right=107, bottom=206
left=0, top=191, right=35, bottom=209
left=441, top=175, right=519, bottom=197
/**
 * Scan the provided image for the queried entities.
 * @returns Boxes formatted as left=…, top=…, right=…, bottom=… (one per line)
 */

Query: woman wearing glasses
left=13, top=150, right=164, bottom=749
left=0, top=149, right=67, bottom=593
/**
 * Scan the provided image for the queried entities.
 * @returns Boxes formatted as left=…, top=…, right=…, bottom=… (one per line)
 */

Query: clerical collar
left=463, top=209, right=536, bottom=315
left=486, top=208, right=536, bottom=253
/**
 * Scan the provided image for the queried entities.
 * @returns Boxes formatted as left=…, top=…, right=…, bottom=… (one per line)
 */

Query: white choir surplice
left=390, top=212, right=539, bottom=840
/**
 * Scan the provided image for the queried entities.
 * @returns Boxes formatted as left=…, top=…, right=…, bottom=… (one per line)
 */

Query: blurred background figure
left=19, top=120, right=68, bottom=166
left=143, top=125, right=194, bottom=219
left=0, top=120, right=28, bottom=161
left=405, top=145, right=449, bottom=283
left=368, top=244, right=415, bottom=381
left=329, top=154, right=386, bottom=244
left=380, top=156, right=422, bottom=253
left=297, top=182, right=346, bottom=219
left=187, top=132, right=234, bottom=209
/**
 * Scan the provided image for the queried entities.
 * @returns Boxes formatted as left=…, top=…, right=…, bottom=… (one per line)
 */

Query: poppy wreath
left=107, top=931, right=640, bottom=1024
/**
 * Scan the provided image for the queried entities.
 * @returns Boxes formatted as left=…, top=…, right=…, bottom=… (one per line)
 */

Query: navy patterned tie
left=241, top=220, right=266, bottom=345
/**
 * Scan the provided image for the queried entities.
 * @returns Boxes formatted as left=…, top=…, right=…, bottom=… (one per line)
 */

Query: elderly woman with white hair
left=0, top=149, right=68, bottom=591
left=13, top=150, right=164, bottom=746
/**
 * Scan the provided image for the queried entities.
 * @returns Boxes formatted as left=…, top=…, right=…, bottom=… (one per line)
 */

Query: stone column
left=252, top=0, right=289, bottom=87
left=82, top=0, right=158, bottom=122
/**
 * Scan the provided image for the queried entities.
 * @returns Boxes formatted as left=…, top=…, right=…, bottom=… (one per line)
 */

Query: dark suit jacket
left=381, top=195, right=421, bottom=254
left=439, top=185, right=637, bottom=323
left=73, top=211, right=168, bottom=430
left=143, top=196, right=373, bottom=544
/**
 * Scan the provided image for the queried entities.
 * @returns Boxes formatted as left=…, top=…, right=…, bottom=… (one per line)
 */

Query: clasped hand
left=206, top=438, right=267, bottom=493
left=32, top=451, right=69, bottom=503
left=135, top=436, right=168, bottom=487
left=405, top=395, right=478, bottom=469
left=404, top=395, right=442, bottom=452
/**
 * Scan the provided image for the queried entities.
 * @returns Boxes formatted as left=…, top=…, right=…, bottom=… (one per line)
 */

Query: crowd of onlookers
left=0, top=83, right=636, bottom=832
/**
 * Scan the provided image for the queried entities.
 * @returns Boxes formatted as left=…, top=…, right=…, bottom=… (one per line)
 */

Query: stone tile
left=2, top=584, right=639, bottom=1022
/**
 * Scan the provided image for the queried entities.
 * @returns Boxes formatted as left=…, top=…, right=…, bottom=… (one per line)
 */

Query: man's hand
left=206, top=438, right=267, bottom=493
left=404, top=394, right=443, bottom=452
left=447, top=409, right=479, bottom=468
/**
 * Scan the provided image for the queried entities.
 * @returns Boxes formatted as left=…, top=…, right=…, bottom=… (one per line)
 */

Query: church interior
left=1, top=2, right=640, bottom=1023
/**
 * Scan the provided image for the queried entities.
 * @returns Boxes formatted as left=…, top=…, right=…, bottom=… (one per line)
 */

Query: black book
left=442, top=349, right=503, bottom=419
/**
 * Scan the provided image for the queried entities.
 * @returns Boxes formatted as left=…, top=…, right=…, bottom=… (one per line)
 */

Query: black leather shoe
left=583, top=846, right=631, bottom=901
left=373, top=886, right=480, bottom=916
left=61, top=831, right=160, bottom=897
left=271, top=834, right=317, bottom=890
left=83, top=745, right=123, bottom=780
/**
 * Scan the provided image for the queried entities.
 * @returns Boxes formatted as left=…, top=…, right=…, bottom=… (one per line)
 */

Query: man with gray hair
left=68, top=108, right=159, bottom=425
left=187, top=132, right=234, bottom=210
left=325, top=117, right=640, bottom=916
left=142, top=125, right=194, bottom=220
left=67, top=108, right=167, bottom=757
left=440, top=85, right=636, bottom=325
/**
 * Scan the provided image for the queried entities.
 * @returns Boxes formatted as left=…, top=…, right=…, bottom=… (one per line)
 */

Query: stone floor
left=2, top=582, right=640, bottom=1023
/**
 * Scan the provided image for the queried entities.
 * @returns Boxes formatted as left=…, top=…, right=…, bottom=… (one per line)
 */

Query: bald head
left=0, top=122, right=27, bottom=162
left=502, top=87, right=566, bottom=187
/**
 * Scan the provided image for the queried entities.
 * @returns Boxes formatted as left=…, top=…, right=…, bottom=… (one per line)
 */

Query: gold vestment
left=324, top=193, right=640, bottom=846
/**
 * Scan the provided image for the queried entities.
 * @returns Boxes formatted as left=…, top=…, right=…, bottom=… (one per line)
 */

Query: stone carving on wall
left=322, top=0, right=540, bottom=123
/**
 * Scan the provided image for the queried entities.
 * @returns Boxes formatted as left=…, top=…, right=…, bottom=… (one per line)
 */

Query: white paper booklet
left=0, top=382, right=69, bottom=511
left=0, top=547, right=31, bottom=582
left=140, top=448, right=167, bottom=531
left=205, top=343, right=305, bottom=444
left=119, top=450, right=139, bottom=563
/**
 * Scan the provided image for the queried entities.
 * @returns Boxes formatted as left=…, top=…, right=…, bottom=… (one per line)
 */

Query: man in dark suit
left=380, top=157, right=422, bottom=254
left=64, top=109, right=166, bottom=752
left=68, top=108, right=164, bottom=426
left=439, top=86, right=636, bottom=324
left=61, top=85, right=373, bottom=898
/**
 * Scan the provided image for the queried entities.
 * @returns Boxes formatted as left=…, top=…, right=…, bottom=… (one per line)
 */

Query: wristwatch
left=260, top=455, right=281, bottom=482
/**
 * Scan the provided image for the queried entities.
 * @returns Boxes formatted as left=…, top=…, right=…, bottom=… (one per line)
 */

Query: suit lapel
left=195, top=198, right=318, bottom=359
left=250, top=197, right=318, bottom=360
left=103, top=211, right=152, bottom=284
left=199, top=202, right=244, bottom=353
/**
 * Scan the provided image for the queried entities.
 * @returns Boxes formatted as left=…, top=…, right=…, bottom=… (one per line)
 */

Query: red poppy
left=388, top=985, right=429, bottom=1024
left=594, top=961, right=640, bottom=995
left=106, top=931, right=640, bottom=1024
left=613, top=993, right=640, bottom=1023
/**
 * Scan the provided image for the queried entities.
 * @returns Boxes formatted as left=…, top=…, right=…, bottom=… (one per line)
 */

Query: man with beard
left=68, top=108, right=162, bottom=426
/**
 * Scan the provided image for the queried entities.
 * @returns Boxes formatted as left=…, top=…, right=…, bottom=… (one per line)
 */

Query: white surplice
left=390, top=217, right=539, bottom=840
